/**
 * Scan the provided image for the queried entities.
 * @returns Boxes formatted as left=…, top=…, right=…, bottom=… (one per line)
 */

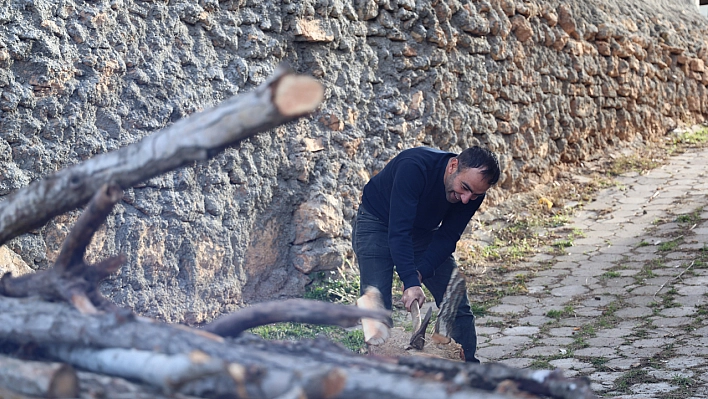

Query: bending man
left=353, top=146, right=500, bottom=362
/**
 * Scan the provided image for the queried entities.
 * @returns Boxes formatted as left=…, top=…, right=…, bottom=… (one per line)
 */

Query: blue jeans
left=352, top=205, right=480, bottom=362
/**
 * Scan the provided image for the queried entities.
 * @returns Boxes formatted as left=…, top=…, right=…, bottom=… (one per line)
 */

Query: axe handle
left=410, top=300, right=422, bottom=334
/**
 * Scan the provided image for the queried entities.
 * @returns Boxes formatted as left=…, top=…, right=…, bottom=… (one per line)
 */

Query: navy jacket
left=361, top=147, right=484, bottom=289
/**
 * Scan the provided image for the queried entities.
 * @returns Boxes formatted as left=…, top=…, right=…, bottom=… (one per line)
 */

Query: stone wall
left=1, top=0, right=707, bottom=323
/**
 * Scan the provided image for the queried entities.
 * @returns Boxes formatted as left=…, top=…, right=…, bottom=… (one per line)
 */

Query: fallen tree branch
left=653, top=260, right=695, bottom=299
left=47, top=346, right=226, bottom=394
left=0, top=65, right=324, bottom=246
left=0, top=354, right=78, bottom=398
left=203, top=298, right=393, bottom=337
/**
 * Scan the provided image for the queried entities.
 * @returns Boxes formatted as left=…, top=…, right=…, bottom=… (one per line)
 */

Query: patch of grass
left=506, top=239, right=535, bottom=260
left=671, top=127, right=708, bottom=146
left=549, top=214, right=570, bottom=227
left=637, top=240, right=650, bottom=247
left=675, top=211, right=701, bottom=224
left=470, top=302, right=490, bottom=318
left=570, top=228, right=586, bottom=238
left=588, top=356, right=609, bottom=369
left=250, top=323, right=366, bottom=352
left=546, top=305, right=575, bottom=319
left=640, top=266, right=656, bottom=279
left=577, top=324, right=596, bottom=337
left=671, top=374, right=695, bottom=389
left=633, top=328, right=650, bottom=338
left=570, top=335, right=589, bottom=350
left=601, top=271, right=622, bottom=279
left=658, top=239, right=681, bottom=252
left=613, top=369, right=653, bottom=393
left=481, top=242, right=502, bottom=260
left=528, top=351, right=575, bottom=370
left=552, top=239, right=574, bottom=249
left=607, top=155, right=661, bottom=176
left=305, top=261, right=360, bottom=304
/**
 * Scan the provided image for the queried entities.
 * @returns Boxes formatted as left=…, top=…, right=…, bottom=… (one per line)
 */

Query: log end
left=48, top=364, right=80, bottom=399
left=273, top=75, right=324, bottom=117
left=321, top=368, right=347, bottom=399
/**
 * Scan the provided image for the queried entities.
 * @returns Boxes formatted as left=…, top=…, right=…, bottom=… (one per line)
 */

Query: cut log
left=0, top=354, right=78, bottom=398
left=0, top=66, right=324, bottom=247
left=47, top=346, right=226, bottom=394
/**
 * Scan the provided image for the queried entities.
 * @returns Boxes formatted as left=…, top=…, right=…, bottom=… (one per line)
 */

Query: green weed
left=546, top=306, right=575, bottom=319
left=671, top=127, right=708, bottom=146
left=305, top=261, right=360, bottom=304
left=658, top=239, right=681, bottom=252
left=250, top=323, right=366, bottom=352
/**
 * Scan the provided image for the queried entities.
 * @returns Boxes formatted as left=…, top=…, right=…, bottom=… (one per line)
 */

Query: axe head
left=408, top=304, right=433, bottom=350
left=432, top=268, right=467, bottom=344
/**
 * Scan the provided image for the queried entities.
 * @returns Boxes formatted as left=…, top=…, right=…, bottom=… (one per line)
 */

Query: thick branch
left=203, top=299, right=393, bottom=337
left=0, top=66, right=324, bottom=246
left=47, top=346, right=227, bottom=394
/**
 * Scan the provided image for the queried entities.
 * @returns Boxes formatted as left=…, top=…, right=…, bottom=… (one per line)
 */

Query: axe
left=408, top=268, right=466, bottom=349
left=408, top=299, right=433, bottom=350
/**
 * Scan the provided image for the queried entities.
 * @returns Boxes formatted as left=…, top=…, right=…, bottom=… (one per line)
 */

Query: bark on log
left=0, top=297, right=596, bottom=399
left=0, top=65, right=324, bottom=246
left=0, top=354, right=78, bottom=398
left=47, top=346, right=226, bottom=394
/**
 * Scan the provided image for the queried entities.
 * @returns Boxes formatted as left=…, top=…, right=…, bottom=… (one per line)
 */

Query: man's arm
left=416, top=198, right=483, bottom=280
left=387, top=162, right=427, bottom=291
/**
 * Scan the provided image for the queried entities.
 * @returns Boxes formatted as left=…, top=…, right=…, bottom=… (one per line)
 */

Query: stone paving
left=472, top=147, right=708, bottom=398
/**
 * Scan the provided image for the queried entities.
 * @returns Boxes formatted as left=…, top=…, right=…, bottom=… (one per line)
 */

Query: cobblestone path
left=473, top=147, right=708, bottom=399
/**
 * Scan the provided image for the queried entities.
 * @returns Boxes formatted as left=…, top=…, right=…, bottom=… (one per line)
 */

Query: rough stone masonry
left=0, top=0, right=707, bottom=323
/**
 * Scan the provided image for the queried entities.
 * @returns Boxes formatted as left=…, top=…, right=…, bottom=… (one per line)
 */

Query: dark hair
left=456, top=146, right=501, bottom=186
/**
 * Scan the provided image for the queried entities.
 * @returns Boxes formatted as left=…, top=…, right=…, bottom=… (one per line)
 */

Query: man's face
left=444, top=159, right=491, bottom=204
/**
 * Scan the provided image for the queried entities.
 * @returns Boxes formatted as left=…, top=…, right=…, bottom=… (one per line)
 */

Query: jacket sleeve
left=416, top=197, right=483, bottom=280
left=387, top=162, right=427, bottom=290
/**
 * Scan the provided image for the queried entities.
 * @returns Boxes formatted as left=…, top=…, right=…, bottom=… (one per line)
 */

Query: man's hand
left=402, top=286, right=426, bottom=312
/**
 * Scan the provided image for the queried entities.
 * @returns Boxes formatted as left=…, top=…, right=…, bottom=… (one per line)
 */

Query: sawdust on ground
left=365, top=300, right=465, bottom=361
left=368, top=325, right=464, bottom=361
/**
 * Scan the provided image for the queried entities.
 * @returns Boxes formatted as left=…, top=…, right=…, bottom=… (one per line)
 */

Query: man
left=353, top=146, right=500, bottom=362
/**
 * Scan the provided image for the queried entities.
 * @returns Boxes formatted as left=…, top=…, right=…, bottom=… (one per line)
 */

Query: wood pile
left=0, top=67, right=596, bottom=399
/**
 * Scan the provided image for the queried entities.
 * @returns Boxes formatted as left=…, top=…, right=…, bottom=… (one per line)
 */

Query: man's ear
left=448, top=157, right=458, bottom=174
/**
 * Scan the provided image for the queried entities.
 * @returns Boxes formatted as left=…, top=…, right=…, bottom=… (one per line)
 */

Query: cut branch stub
left=273, top=74, right=324, bottom=117
left=55, top=183, right=123, bottom=272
